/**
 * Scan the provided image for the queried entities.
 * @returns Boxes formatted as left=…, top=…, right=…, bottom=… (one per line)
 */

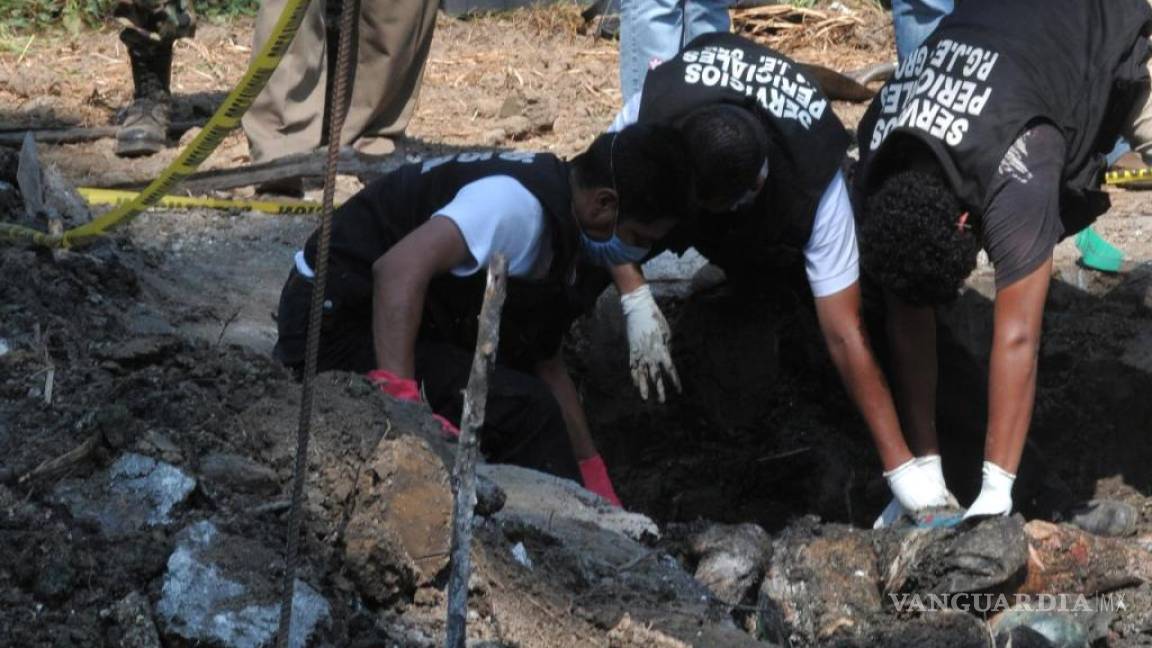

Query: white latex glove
left=874, top=455, right=958, bottom=528
left=876, top=457, right=953, bottom=528
left=963, top=461, right=1016, bottom=519
left=620, top=284, right=680, bottom=402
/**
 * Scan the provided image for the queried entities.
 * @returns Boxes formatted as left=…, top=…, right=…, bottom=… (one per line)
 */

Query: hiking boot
left=116, top=40, right=173, bottom=158
left=117, top=96, right=171, bottom=158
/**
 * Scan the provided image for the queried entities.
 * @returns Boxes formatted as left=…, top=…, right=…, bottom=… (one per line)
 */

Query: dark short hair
left=859, top=166, right=979, bottom=306
left=678, top=104, right=770, bottom=210
left=571, top=123, right=693, bottom=224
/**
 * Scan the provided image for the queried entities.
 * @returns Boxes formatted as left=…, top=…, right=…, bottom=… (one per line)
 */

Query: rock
left=475, top=473, right=506, bottom=517
left=849, top=612, right=991, bottom=648
left=199, top=452, right=280, bottom=496
left=477, top=463, right=659, bottom=542
left=995, top=626, right=1059, bottom=648
left=882, top=516, right=1029, bottom=595
left=52, top=453, right=196, bottom=537
left=607, top=613, right=692, bottom=647
left=343, top=435, right=453, bottom=604
left=125, top=305, right=176, bottom=336
left=94, top=336, right=181, bottom=369
left=689, top=522, right=771, bottom=605
left=112, top=591, right=162, bottom=648
left=494, top=93, right=555, bottom=140
left=1019, top=520, right=1152, bottom=596
left=157, top=521, right=329, bottom=648
left=991, top=609, right=1097, bottom=648
left=758, top=525, right=881, bottom=645
left=1067, top=499, right=1138, bottom=538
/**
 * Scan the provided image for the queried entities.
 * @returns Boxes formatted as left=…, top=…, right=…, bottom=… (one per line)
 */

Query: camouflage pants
left=114, top=0, right=196, bottom=47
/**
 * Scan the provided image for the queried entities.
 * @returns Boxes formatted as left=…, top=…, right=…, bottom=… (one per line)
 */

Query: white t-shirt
left=435, top=175, right=552, bottom=280
left=294, top=175, right=552, bottom=280
left=605, top=93, right=859, bottom=298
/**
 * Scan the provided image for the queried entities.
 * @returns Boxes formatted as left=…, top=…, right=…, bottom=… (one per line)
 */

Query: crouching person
left=274, top=125, right=693, bottom=506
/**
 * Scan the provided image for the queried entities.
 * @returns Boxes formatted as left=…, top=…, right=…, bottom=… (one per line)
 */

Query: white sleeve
left=803, top=170, right=860, bottom=298
left=607, top=92, right=643, bottom=133
left=433, top=176, right=550, bottom=279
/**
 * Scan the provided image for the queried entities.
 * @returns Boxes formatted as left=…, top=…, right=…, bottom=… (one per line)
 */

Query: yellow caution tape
left=1105, top=167, right=1152, bottom=185
left=0, top=0, right=314, bottom=248
left=78, top=187, right=325, bottom=215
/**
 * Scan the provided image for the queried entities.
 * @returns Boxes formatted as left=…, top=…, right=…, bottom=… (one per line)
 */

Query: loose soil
left=3, top=2, right=1152, bottom=646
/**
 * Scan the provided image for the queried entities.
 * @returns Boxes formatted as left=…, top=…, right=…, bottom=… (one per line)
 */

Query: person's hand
left=579, top=454, right=622, bottom=507
left=621, top=285, right=680, bottom=402
left=367, top=369, right=460, bottom=438
left=883, top=458, right=951, bottom=513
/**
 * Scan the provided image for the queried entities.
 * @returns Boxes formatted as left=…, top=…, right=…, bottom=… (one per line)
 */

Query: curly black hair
left=858, top=167, right=980, bottom=306
left=678, top=104, right=770, bottom=211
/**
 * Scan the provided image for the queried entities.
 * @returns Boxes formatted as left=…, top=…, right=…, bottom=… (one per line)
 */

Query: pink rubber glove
left=366, top=369, right=460, bottom=439
left=579, top=454, right=622, bottom=507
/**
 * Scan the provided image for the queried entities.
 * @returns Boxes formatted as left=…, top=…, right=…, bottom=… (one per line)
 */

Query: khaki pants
left=242, top=0, right=438, bottom=163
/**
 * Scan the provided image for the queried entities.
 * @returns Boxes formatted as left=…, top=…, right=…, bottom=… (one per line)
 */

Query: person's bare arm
left=611, top=262, right=647, bottom=294
left=884, top=290, right=940, bottom=457
left=371, top=217, right=471, bottom=378
left=534, top=352, right=598, bottom=460
left=985, top=257, right=1052, bottom=472
left=815, top=282, right=912, bottom=471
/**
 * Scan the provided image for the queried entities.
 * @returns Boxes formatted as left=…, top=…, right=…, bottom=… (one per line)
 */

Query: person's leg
left=241, top=0, right=328, bottom=164
left=1121, top=55, right=1152, bottom=165
left=415, top=342, right=582, bottom=482
left=890, top=0, right=954, bottom=63
left=112, top=0, right=195, bottom=157
left=619, top=0, right=685, bottom=104
left=341, top=0, right=438, bottom=154
left=680, top=0, right=730, bottom=48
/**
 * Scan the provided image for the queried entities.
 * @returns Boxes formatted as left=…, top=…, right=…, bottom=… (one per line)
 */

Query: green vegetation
left=0, top=0, right=259, bottom=34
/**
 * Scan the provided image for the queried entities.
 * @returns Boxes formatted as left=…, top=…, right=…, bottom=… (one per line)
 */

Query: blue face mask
left=580, top=231, right=650, bottom=267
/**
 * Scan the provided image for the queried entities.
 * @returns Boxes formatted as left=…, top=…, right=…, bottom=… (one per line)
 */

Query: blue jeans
left=619, top=0, right=731, bottom=103
left=891, top=0, right=954, bottom=63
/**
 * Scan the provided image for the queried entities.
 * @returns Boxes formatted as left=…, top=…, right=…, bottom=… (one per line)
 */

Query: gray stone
left=113, top=591, right=162, bottom=648
left=52, top=453, right=196, bottom=537
left=95, top=336, right=181, bottom=368
left=883, top=516, right=1029, bottom=595
left=478, top=463, right=659, bottom=541
left=157, top=521, right=329, bottom=648
left=1068, top=499, right=1138, bottom=538
left=690, top=523, right=772, bottom=605
left=992, top=609, right=1103, bottom=648
left=475, top=473, right=506, bottom=517
left=126, top=305, right=176, bottom=337
left=199, top=452, right=280, bottom=496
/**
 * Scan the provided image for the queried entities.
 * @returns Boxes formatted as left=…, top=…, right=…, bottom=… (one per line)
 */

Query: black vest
left=637, top=32, right=850, bottom=274
left=302, top=151, right=590, bottom=368
left=857, top=0, right=1152, bottom=236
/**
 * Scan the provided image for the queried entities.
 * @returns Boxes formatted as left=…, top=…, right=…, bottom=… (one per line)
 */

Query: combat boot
left=116, top=41, right=173, bottom=158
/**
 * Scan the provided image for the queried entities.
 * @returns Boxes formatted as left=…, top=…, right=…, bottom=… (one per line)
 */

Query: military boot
left=116, top=41, right=173, bottom=158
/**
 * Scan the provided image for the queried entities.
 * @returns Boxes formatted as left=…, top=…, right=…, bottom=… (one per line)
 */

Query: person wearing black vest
left=604, top=32, right=949, bottom=525
left=274, top=124, right=694, bottom=507
left=855, top=0, right=1152, bottom=521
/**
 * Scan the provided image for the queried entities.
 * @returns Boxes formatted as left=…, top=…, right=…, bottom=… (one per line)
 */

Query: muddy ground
left=3, top=2, right=1152, bottom=646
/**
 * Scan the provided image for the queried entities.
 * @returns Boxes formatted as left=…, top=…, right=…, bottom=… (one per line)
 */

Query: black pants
left=274, top=268, right=581, bottom=482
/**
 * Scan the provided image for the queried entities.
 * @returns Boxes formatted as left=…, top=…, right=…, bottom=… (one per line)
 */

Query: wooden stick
left=445, top=254, right=508, bottom=648
left=105, top=148, right=409, bottom=194
left=0, top=122, right=202, bottom=147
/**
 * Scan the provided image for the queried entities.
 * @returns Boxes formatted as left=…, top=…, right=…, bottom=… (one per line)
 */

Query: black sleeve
left=981, top=123, right=1067, bottom=290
